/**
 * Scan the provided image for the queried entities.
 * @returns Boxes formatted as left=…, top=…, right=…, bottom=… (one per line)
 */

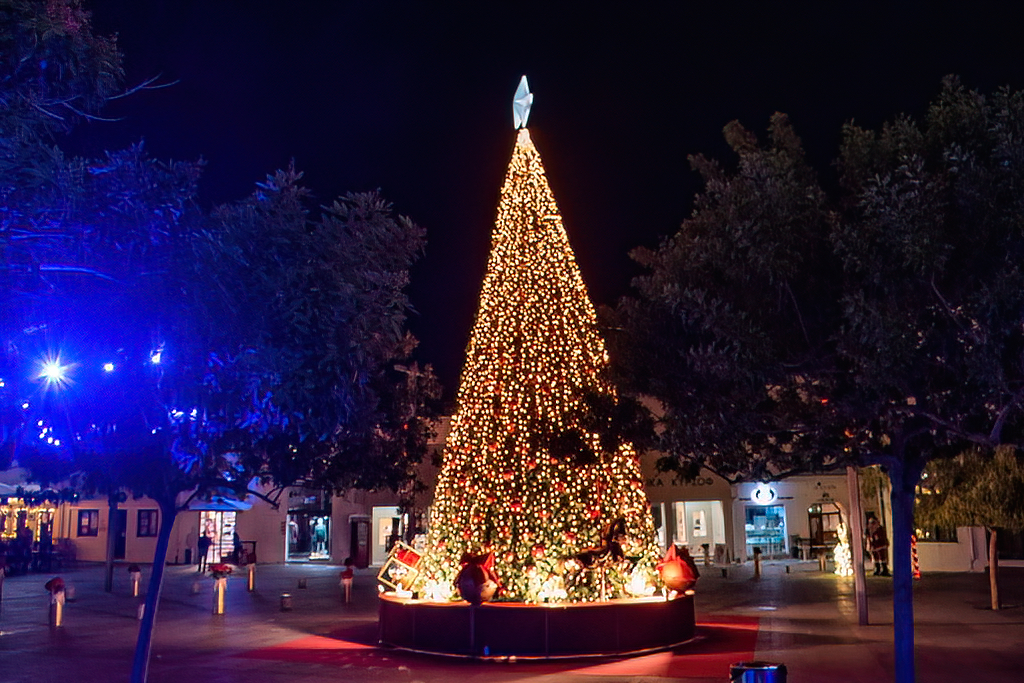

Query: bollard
left=819, top=553, right=827, bottom=572
left=45, top=577, right=66, bottom=628
left=50, top=593, right=65, bottom=627
left=247, top=563, right=255, bottom=592
left=785, top=565, right=791, bottom=574
left=137, top=602, right=145, bottom=620
left=721, top=567, right=728, bottom=578
left=753, top=547, right=762, bottom=579
left=297, top=577, right=307, bottom=589
left=213, top=578, right=226, bottom=615
left=128, top=564, right=142, bottom=597
left=280, top=593, right=293, bottom=611
left=730, top=661, right=787, bottom=682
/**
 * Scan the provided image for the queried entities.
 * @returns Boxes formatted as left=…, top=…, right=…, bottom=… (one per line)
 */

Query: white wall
left=917, top=527, right=986, bottom=572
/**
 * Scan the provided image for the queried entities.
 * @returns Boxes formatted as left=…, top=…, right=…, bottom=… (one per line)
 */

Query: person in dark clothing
left=232, top=531, right=243, bottom=564
left=197, top=533, right=213, bottom=573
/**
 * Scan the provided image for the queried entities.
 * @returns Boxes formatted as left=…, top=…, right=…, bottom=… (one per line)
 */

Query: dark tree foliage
left=615, top=79, right=1024, bottom=683
left=0, top=0, right=121, bottom=137
left=0, top=4, right=439, bottom=681
left=187, top=166, right=440, bottom=499
left=611, top=113, right=843, bottom=482
left=6, top=160, right=438, bottom=683
left=0, top=0, right=124, bottom=253
left=4, top=144, right=203, bottom=497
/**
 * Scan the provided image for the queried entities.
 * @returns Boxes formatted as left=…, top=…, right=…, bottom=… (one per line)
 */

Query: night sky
left=66, top=1, right=1024, bottom=395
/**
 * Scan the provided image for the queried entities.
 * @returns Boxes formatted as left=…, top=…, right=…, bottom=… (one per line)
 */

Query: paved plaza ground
left=1, top=559, right=1021, bottom=682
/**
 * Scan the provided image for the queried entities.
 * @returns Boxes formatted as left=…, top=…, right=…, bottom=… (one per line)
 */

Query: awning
left=187, top=496, right=253, bottom=512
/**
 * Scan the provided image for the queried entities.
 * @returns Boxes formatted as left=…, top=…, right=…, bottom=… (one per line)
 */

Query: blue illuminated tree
left=1, top=4, right=438, bottom=681
left=7, top=165, right=437, bottom=683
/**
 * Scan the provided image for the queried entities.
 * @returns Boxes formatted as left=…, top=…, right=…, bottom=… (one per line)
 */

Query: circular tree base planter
left=378, top=593, right=695, bottom=659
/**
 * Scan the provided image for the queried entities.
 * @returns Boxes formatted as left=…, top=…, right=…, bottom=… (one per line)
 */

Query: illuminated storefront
left=287, top=488, right=332, bottom=562
left=0, top=485, right=64, bottom=572
left=642, top=463, right=735, bottom=564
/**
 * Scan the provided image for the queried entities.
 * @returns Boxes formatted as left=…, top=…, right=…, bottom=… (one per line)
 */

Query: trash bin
left=730, top=661, right=787, bottom=683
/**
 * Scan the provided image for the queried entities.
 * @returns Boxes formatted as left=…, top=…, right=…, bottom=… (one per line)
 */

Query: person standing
left=866, top=516, right=890, bottom=576
left=197, top=532, right=213, bottom=573
left=232, top=531, right=243, bottom=565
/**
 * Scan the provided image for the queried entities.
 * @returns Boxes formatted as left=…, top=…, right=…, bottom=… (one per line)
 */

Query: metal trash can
left=730, top=661, right=787, bottom=683
left=280, top=593, right=293, bottom=611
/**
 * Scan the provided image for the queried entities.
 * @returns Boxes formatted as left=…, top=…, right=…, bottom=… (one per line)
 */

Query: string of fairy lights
left=417, top=128, right=660, bottom=603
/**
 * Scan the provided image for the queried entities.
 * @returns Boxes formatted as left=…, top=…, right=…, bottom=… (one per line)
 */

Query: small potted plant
left=209, top=563, right=232, bottom=579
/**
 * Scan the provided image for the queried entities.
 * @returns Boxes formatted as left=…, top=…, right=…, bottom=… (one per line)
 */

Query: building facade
left=4, top=449, right=1003, bottom=573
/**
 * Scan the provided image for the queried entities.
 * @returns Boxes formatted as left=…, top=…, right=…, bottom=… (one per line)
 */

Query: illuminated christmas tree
left=418, top=78, right=660, bottom=603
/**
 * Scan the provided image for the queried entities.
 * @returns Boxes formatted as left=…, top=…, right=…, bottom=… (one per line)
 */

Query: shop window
left=691, top=510, right=707, bottom=537
left=137, top=510, right=159, bottom=537
left=744, top=504, right=787, bottom=557
left=671, top=500, right=726, bottom=557
left=371, top=506, right=403, bottom=565
left=78, top=510, right=100, bottom=537
left=807, top=502, right=843, bottom=548
left=200, top=511, right=237, bottom=563
left=916, top=524, right=957, bottom=543
left=996, top=529, right=1024, bottom=560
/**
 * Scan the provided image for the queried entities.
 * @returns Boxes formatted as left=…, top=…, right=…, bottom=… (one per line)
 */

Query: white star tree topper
left=513, top=75, right=533, bottom=129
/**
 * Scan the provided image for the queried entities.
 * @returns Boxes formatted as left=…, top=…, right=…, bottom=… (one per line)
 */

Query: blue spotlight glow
left=150, top=349, right=162, bottom=365
left=103, top=362, right=115, bottom=372
left=37, top=355, right=73, bottom=388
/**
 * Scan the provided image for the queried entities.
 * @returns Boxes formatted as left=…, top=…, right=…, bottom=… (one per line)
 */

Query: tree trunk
left=104, top=492, right=120, bottom=593
left=130, top=500, right=177, bottom=683
left=988, top=527, right=1001, bottom=611
left=889, top=463, right=920, bottom=683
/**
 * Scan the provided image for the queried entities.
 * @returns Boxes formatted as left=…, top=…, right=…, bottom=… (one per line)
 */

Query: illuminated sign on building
left=750, top=483, right=778, bottom=505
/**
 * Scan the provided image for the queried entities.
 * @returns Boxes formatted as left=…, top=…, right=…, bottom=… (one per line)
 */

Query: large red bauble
left=657, top=545, right=698, bottom=592
left=456, top=552, right=501, bottom=605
